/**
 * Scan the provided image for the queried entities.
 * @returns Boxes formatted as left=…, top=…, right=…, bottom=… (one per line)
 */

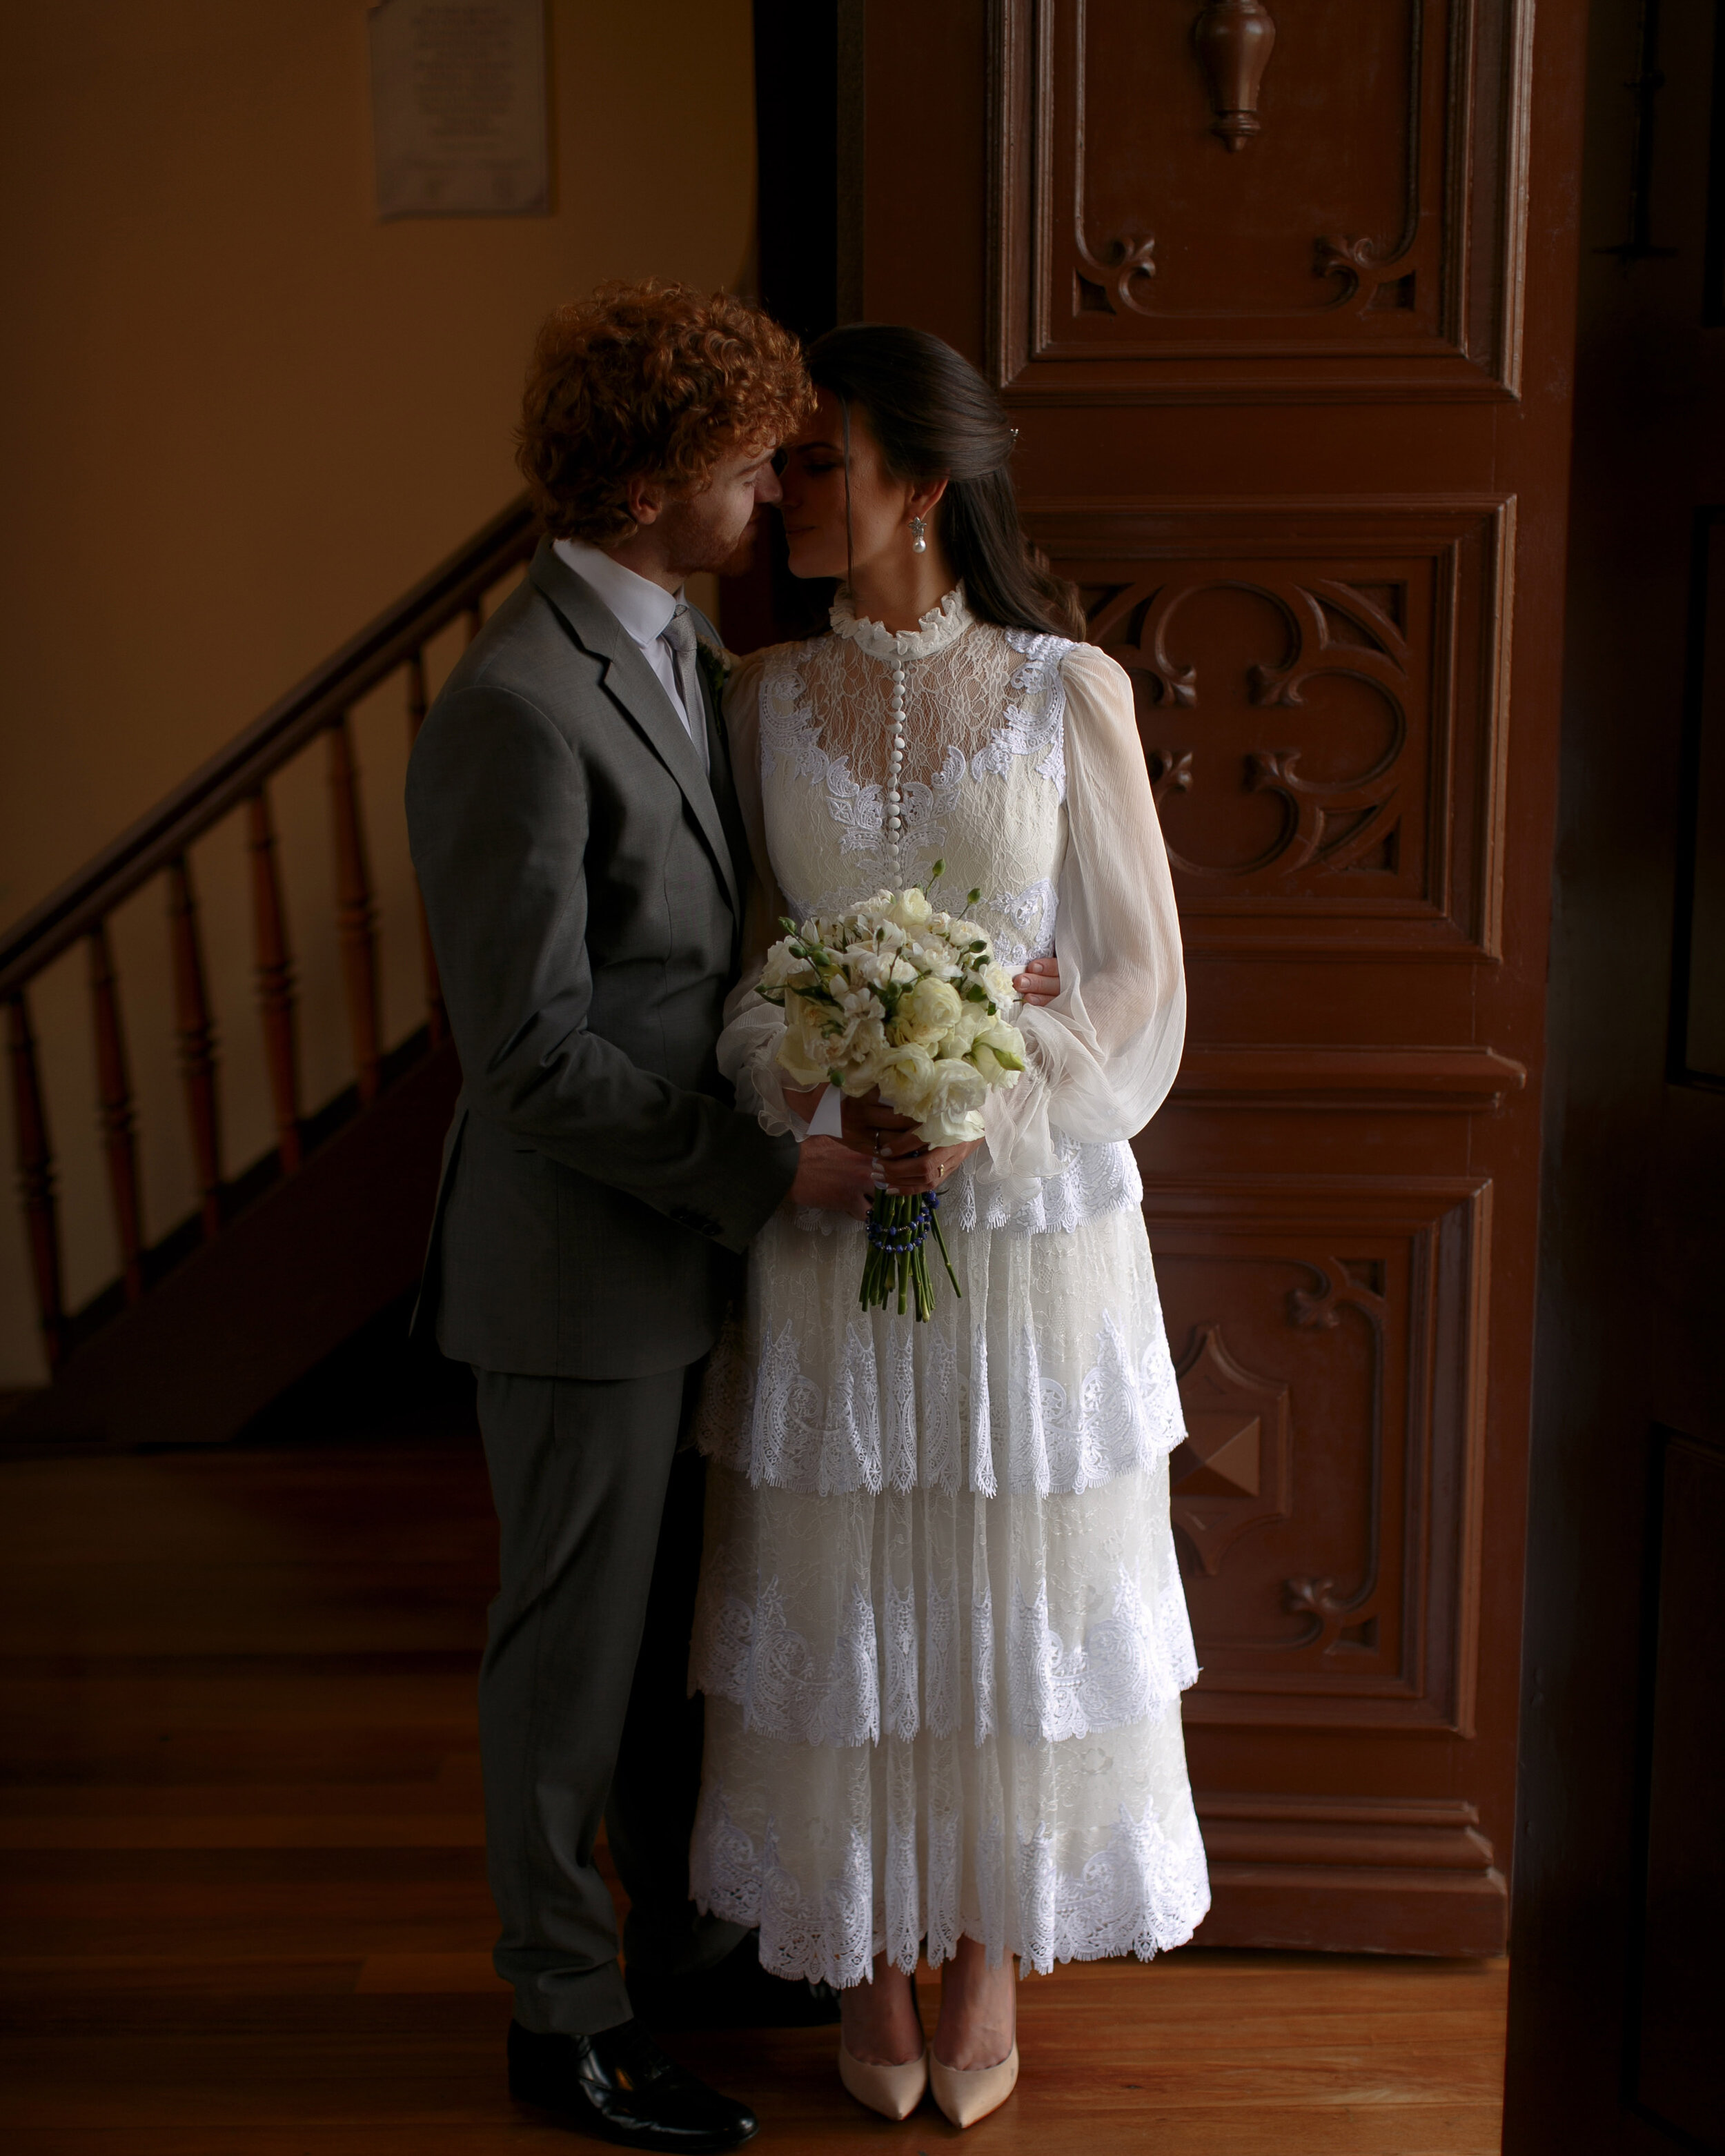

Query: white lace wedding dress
left=689, top=585, right=1210, bottom=1983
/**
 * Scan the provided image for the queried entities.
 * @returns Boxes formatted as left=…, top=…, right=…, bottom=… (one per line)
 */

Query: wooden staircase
left=1, top=501, right=537, bottom=1446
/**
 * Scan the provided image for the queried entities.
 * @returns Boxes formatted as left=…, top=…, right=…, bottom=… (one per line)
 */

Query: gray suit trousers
left=474, top=1365, right=745, bottom=2034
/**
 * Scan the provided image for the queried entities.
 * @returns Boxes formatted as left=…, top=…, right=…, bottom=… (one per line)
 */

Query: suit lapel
left=528, top=542, right=741, bottom=920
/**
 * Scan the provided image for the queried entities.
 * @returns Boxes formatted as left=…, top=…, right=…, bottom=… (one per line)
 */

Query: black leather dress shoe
left=506, top=2018, right=758, bottom=2150
left=627, top=1930, right=840, bottom=2032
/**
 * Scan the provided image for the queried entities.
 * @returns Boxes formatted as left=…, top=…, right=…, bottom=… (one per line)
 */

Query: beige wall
left=0, top=0, right=757, bottom=1386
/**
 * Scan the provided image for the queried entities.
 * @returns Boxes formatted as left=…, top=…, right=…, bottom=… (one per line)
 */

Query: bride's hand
left=883, top=1136, right=983, bottom=1195
left=1014, top=954, right=1061, bottom=1006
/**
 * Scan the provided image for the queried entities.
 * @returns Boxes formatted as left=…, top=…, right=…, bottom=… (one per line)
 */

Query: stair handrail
left=3, top=494, right=539, bottom=1373
left=0, top=497, right=535, bottom=998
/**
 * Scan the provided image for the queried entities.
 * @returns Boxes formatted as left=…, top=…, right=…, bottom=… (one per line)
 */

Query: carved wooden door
left=839, top=0, right=1588, bottom=1953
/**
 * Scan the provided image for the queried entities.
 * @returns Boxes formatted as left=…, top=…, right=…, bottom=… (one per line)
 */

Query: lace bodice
left=758, top=601, right=1070, bottom=971
left=719, top=591, right=1187, bottom=1191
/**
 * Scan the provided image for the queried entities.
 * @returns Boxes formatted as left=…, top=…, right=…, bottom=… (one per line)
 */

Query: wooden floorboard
left=0, top=1438, right=1508, bottom=2153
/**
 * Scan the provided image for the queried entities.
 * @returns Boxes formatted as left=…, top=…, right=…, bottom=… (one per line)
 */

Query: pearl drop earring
left=910, top=514, right=927, bottom=555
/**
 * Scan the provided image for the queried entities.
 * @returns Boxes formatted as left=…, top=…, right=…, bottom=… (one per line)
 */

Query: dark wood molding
left=1173, top=1043, right=1528, bottom=1111
left=1195, top=1791, right=1508, bottom=1954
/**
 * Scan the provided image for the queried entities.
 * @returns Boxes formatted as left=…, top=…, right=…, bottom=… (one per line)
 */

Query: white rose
left=915, top=1058, right=989, bottom=1147
left=889, top=887, right=934, bottom=931
left=890, top=974, right=964, bottom=1047
left=875, top=1042, right=938, bottom=1120
left=906, top=940, right=960, bottom=982
left=934, top=1002, right=992, bottom=1061
left=776, top=989, right=840, bottom=1087
left=978, top=1018, right=1027, bottom=1073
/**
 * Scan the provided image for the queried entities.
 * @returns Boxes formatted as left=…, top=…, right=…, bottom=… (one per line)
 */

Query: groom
left=407, top=281, right=874, bottom=2150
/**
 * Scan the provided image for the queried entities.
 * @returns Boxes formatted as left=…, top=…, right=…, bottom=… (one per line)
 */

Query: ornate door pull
left=1192, top=0, right=1277, bottom=151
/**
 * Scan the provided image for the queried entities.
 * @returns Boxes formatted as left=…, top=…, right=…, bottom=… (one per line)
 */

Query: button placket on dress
left=886, top=655, right=907, bottom=884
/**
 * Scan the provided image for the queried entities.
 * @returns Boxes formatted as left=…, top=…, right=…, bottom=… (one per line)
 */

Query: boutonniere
left=694, top=637, right=733, bottom=715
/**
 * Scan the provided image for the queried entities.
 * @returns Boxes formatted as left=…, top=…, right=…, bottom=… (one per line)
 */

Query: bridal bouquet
left=756, top=866, right=1027, bottom=1320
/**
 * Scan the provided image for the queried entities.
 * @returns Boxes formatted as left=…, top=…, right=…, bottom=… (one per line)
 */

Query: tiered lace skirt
left=689, top=1139, right=1211, bottom=1982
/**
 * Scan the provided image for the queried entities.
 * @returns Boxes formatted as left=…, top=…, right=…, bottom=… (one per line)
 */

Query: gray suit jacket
left=405, top=540, right=798, bottom=1378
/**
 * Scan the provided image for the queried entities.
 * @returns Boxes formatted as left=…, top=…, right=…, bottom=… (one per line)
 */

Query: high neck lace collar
left=829, top=583, right=972, bottom=662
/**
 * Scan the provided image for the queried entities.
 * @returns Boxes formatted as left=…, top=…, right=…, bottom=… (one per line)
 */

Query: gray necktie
left=659, top=605, right=708, bottom=769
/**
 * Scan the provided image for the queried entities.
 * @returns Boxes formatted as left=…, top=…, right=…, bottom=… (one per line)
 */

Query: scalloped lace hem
left=691, top=1787, right=1212, bottom=1983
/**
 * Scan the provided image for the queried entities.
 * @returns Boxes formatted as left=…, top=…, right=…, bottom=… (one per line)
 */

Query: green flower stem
left=926, top=1199, right=962, bottom=1300
left=858, top=1189, right=954, bottom=1322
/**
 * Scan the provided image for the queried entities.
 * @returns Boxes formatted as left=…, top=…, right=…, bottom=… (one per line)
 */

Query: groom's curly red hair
left=518, top=281, right=811, bottom=545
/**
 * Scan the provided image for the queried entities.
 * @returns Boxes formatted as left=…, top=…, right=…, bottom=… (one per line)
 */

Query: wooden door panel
left=1147, top=1177, right=1490, bottom=1737
left=1027, top=500, right=1514, bottom=953
left=991, top=0, right=1535, bottom=400
left=843, top=0, right=1585, bottom=1955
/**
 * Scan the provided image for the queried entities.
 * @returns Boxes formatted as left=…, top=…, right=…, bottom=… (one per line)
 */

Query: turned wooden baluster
left=246, top=787, right=303, bottom=1171
left=405, top=651, right=448, bottom=1046
left=87, top=923, right=145, bottom=1303
left=166, top=853, right=223, bottom=1238
left=6, top=991, right=65, bottom=1370
left=327, top=714, right=382, bottom=1106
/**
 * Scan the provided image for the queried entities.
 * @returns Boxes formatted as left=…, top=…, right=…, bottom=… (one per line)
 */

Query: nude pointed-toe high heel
left=929, top=2041, right=1020, bottom=2129
left=838, top=2039, right=929, bottom=2120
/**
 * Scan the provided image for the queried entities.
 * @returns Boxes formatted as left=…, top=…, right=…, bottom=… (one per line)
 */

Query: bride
left=689, top=325, right=1210, bottom=2129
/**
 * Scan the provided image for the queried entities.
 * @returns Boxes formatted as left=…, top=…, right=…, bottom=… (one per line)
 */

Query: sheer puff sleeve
left=715, top=651, right=799, bottom=1136
left=978, top=640, right=1186, bottom=1189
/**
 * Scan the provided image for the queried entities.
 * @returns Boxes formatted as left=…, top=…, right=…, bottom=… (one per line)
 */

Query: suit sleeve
left=407, top=680, right=796, bottom=1252
left=712, top=653, right=800, bottom=1136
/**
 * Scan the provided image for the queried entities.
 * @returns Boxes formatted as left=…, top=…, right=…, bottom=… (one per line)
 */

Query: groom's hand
left=788, top=1135, right=876, bottom=1220
left=841, top=1091, right=924, bottom=1159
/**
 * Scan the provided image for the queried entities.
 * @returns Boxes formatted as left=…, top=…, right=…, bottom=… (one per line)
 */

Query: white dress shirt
left=553, top=536, right=709, bottom=771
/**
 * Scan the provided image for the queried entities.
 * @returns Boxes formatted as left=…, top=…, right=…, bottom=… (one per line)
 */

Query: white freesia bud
left=758, top=940, right=804, bottom=991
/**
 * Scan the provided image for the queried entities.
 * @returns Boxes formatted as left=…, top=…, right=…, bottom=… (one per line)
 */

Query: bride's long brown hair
left=805, top=324, right=1087, bottom=642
